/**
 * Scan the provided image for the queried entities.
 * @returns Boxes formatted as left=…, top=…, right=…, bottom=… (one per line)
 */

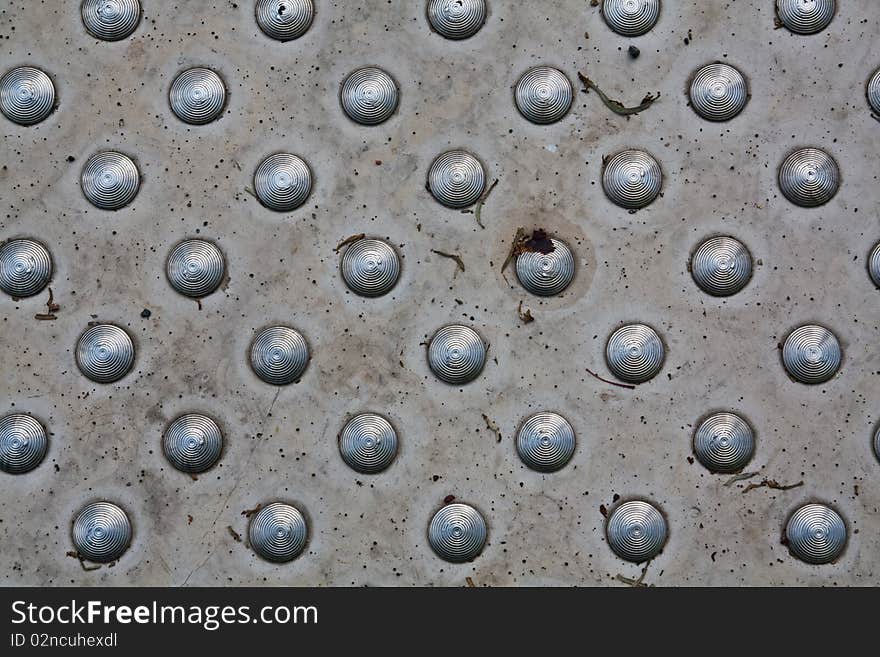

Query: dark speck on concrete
left=140, top=308, right=151, bottom=318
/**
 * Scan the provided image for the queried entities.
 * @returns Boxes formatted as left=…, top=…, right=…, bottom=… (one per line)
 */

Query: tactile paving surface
left=1, top=1, right=879, bottom=587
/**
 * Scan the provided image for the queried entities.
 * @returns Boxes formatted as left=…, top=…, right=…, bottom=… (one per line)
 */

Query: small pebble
left=140, top=308, right=151, bottom=318
left=628, top=45, right=640, bottom=59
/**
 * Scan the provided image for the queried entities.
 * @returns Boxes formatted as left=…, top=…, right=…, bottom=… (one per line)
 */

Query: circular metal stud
left=81, top=0, right=141, bottom=41
left=515, top=412, right=576, bottom=473
left=340, top=67, right=399, bottom=126
left=693, top=412, right=755, bottom=474
left=426, top=150, right=486, bottom=209
left=514, top=66, right=573, bottom=125
left=515, top=236, right=575, bottom=297
left=72, top=501, right=132, bottom=563
left=689, top=63, right=748, bottom=121
left=785, top=503, right=846, bottom=564
left=0, top=238, right=52, bottom=298
left=868, top=67, right=880, bottom=115
left=340, top=237, right=401, bottom=297
left=0, top=413, right=48, bottom=475
left=776, top=0, right=835, bottom=35
left=782, top=324, right=841, bottom=384
left=427, top=324, right=487, bottom=385
left=248, top=502, right=308, bottom=563
left=166, top=239, right=225, bottom=298
left=163, top=413, right=223, bottom=474
left=249, top=326, right=310, bottom=385
left=428, top=502, right=487, bottom=563
left=690, top=235, right=752, bottom=297
left=81, top=151, right=140, bottom=210
left=253, top=153, right=313, bottom=212
left=602, top=149, right=662, bottom=210
left=255, top=0, right=314, bottom=41
left=778, top=147, right=839, bottom=208
left=873, top=424, right=880, bottom=463
left=427, top=0, right=487, bottom=40
left=602, top=0, right=661, bottom=37
left=605, top=323, right=664, bottom=383
left=76, top=324, right=135, bottom=384
left=169, top=67, right=226, bottom=125
left=0, top=66, right=55, bottom=126
left=338, top=413, right=398, bottom=474
left=868, top=241, right=880, bottom=288
left=606, top=500, right=667, bottom=563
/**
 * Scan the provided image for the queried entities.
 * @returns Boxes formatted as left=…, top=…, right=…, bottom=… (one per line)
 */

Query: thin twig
left=466, top=576, right=476, bottom=587
left=334, top=233, right=366, bottom=253
left=227, top=526, right=242, bottom=543
left=742, top=478, right=804, bottom=494
left=241, top=504, right=262, bottom=518
left=723, top=471, right=759, bottom=487
left=517, top=300, right=534, bottom=324
left=481, top=413, right=502, bottom=443
left=577, top=72, right=659, bottom=118
left=469, top=178, right=498, bottom=229
left=431, top=249, right=465, bottom=274
left=66, top=551, right=102, bottom=572
left=585, top=368, right=636, bottom=390
left=615, top=560, right=652, bottom=587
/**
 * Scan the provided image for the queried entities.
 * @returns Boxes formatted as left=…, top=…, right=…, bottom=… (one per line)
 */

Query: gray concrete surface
left=1, top=0, right=879, bottom=586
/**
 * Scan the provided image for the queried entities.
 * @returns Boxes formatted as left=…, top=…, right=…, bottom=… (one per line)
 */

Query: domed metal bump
left=427, top=0, right=487, bottom=40
left=80, top=151, right=140, bottom=210
left=249, top=326, right=310, bottom=385
left=81, top=0, right=141, bottom=41
left=76, top=324, right=135, bottom=384
left=602, top=149, right=662, bottom=210
left=514, top=66, right=573, bottom=125
left=169, top=67, right=226, bottom=125
left=778, top=147, right=839, bottom=207
left=338, top=413, right=398, bottom=474
left=0, top=413, right=48, bottom=475
left=605, top=323, right=664, bottom=384
left=693, top=412, right=755, bottom=474
left=785, top=503, right=846, bottom=564
left=602, top=0, right=661, bottom=37
left=427, top=150, right=486, bottom=209
left=255, top=0, right=314, bottom=41
left=869, top=241, right=880, bottom=288
left=690, top=236, right=752, bottom=297
left=515, top=237, right=575, bottom=297
left=427, top=324, right=487, bottom=385
left=0, top=66, right=55, bottom=126
left=163, top=413, right=223, bottom=474
left=166, top=239, right=225, bottom=298
left=340, top=67, right=399, bottom=126
left=340, top=238, right=400, bottom=297
left=72, top=501, right=132, bottom=563
left=253, top=153, right=313, bottom=212
left=606, top=500, right=667, bottom=563
left=248, top=502, right=308, bottom=563
left=516, top=412, right=576, bottom=473
left=782, top=324, right=841, bottom=384
left=873, top=425, right=880, bottom=463
left=0, top=239, right=52, bottom=298
left=776, top=0, right=835, bottom=35
left=689, top=63, right=748, bottom=121
left=428, top=503, right=487, bottom=563
left=868, top=67, right=880, bottom=115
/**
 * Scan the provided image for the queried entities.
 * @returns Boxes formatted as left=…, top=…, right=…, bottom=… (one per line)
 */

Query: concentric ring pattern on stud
left=427, top=0, right=487, bottom=40
left=249, top=326, right=310, bottom=385
left=868, top=241, right=880, bottom=288
left=606, top=500, right=667, bottom=563
left=340, top=238, right=400, bottom=297
left=169, top=67, right=226, bottom=125
left=776, top=0, right=835, bottom=35
left=514, top=66, right=573, bottom=125
left=0, top=66, right=55, bottom=126
left=428, top=503, right=487, bottom=563
left=72, top=501, right=132, bottom=563
left=253, top=153, right=312, bottom=212
left=605, top=323, right=664, bottom=383
left=248, top=502, right=308, bottom=563
left=516, top=412, right=576, bottom=473
left=778, top=147, right=839, bottom=207
left=255, top=0, right=314, bottom=41
left=163, top=413, right=223, bottom=474
left=76, top=324, right=135, bottom=384
left=166, top=239, right=225, bottom=298
left=81, top=151, right=140, bottom=210
left=0, top=239, right=52, bottom=298
left=602, top=149, right=662, bottom=209
left=602, top=0, right=661, bottom=37
left=81, top=0, right=141, bottom=41
left=693, top=412, right=755, bottom=474
left=339, top=413, right=398, bottom=474
left=427, top=150, right=486, bottom=209
left=690, top=236, right=752, bottom=297
left=785, top=503, right=846, bottom=564
left=427, top=325, right=487, bottom=385
left=873, top=425, right=880, bottom=463
left=340, top=67, right=399, bottom=126
left=689, top=63, right=748, bottom=121
left=0, top=413, right=48, bottom=475
left=782, top=324, right=841, bottom=384
left=868, top=67, right=880, bottom=115
left=516, top=237, right=575, bottom=297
